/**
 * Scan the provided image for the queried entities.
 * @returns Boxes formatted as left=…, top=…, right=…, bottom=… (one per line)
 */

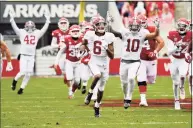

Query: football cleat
left=179, top=87, right=185, bottom=100
left=94, top=107, right=100, bottom=117
left=68, top=94, right=74, bottom=99
left=124, top=100, right=131, bottom=109
left=174, top=100, right=181, bottom=110
left=139, top=101, right=148, bottom=107
left=17, top=88, right=23, bottom=95
left=11, top=79, right=17, bottom=91
left=84, top=92, right=93, bottom=105
left=82, top=86, right=87, bottom=94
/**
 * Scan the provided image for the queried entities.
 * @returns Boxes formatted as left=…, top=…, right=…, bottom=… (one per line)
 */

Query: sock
left=20, top=74, right=30, bottom=89
left=180, top=77, right=185, bottom=88
left=96, top=90, right=104, bottom=104
left=140, top=94, right=146, bottom=101
left=94, top=101, right=100, bottom=108
left=121, top=83, right=128, bottom=99
left=128, top=79, right=135, bottom=100
left=173, top=84, right=179, bottom=101
left=82, top=80, right=88, bottom=87
left=139, top=86, right=147, bottom=94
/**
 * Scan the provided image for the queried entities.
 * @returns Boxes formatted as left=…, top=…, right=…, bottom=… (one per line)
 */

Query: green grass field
left=1, top=76, right=192, bottom=128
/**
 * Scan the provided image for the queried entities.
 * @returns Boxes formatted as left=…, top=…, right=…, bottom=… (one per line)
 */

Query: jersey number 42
left=24, top=35, right=35, bottom=45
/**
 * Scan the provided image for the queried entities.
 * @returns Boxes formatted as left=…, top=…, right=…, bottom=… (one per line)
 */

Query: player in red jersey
left=136, top=14, right=165, bottom=106
left=51, top=17, right=69, bottom=83
left=54, top=25, right=83, bottom=99
left=166, top=18, right=192, bottom=110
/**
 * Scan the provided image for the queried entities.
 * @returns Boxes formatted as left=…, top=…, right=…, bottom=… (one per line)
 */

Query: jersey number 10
left=24, top=35, right=35, bottom=45
left=126, top=39, right=140, bottom=52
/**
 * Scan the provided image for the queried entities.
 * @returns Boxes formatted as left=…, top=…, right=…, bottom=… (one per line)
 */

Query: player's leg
left=188, top=61, right=193, bottom=95
left=65, top=60, right=74, bottom=99
left=72, top=63, right=81, bottom=95
left=137, top=61, right=148, bottom=106
left=80, top=63, right=91, bottom=94
left=91, top=82, right=99, bottom=101
left=18, top=56, right=35, bottom=94
left=178, top=60, right=189, bottom=99
left=170, top=62, right=181, bottom=110
left=12, top=55, right=26, bottom=90
left=119, top=61, right=130, bottom=109
left=147, top=60, right=157, bottom=84
left=84, top=62, right=101, bottom=105
left=94, top=66, right=109, bottom=117
left=127, top=62, right=141, bottom=107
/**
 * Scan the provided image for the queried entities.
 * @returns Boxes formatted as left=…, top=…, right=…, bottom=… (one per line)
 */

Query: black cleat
left=17, top=88, right=23, bottom=95
left=11, top=79, right=17, bottom=91
left=77, top=79, right=81, bottom=90
left=94, top=107, right=100, bottom=117
left=82, top=86, right=86, bottom=94
left=124, top=100, right=131, bottom=109
left=84, top=92, right=93, bottom=105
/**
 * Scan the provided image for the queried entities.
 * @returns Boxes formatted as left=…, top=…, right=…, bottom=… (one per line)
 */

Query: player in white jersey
left=108, top=16, right=159, bottom=109
left=81, top=15, right=114, bottom=117
left=10, top=11, right=50, bottom=94
left=166, top=18, right=191, bottom=110
left=0, top=33, right=13, bottom=75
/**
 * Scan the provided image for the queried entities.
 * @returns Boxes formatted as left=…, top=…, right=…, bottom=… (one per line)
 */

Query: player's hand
left=185, top=53, right=192, bottom=63
left=153, top=17, right=160, bottom=28
left=9, top=11, right=15, bottom=22
left=102, top=41, right=108, bottom=50
left=44, top=12, right=51, bottom=23
left=54, top=64, right=62, bottom=75
left=148, top=50, right=157, bottom=58
left=6, top=62, right=13, bottom=72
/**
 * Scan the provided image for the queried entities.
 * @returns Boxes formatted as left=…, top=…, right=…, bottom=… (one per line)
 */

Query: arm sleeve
left=37, top=21, right=50, bottom=38
left=54, top=45, right=66, bottom=65
left=166, top=39, right=178, bottom=56
left=51, top=37, right=58, bottom=48
left=10, top=19, right=21, bottom=36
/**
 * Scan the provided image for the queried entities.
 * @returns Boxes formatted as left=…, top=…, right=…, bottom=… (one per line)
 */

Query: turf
left=1, top=76, right=192, bottom=128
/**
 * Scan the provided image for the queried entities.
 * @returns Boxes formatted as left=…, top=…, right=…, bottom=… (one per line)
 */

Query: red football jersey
left=64, top=35, right=83, bottom=62
left=140, top=26, right=157, bottom=61
left=52, top=29, right=69, bottom=44
left=167, top=31, right=192, bottom=59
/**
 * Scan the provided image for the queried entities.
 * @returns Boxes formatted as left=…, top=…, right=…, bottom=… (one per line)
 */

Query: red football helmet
left=137, top=14, right=147, bottom=28
left=128, top=17, right=141, bottom=33
left=58, top=17, right=69, bottom=31
left=79, top=21, right=94, bottom=33
left=69, top=25, right=81, bottom=38
left=92, top=16, right=107, bottom=33
left=176, top=18, right=189, bottom=34
left=24, top=21, right=36, bottom=33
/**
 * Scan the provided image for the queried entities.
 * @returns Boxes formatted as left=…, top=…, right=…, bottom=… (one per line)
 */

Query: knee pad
left=138, top=81, right=147, bottom=86
left=147, top=76, right=156, bottom=84
left=172, top=80, right=180, bottom=85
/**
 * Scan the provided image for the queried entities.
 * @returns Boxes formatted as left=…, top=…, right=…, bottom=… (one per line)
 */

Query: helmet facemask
left=24, top=21, right=36, bottom=33
left=95, top=22, right=106, bottom=33
left=177, top=22, right=187, bottom=34
left=70, top=29, right=81, bottom=38
left=58, top=19, right=69, bottom=32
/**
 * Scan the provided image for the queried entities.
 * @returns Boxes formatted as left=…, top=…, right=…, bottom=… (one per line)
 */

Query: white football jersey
left=120, top=28, right=149, bottom=60
left=84, top=31, right=115, bottom=65
left=11, top=20, right=49, bottom=56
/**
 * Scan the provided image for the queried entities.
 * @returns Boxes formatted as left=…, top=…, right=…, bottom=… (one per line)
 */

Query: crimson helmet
left=58, top=17, right=69, bottom=32
left=69, top=25, right=81, bottom=38
left=176, top=18, right=189, bottom=34
left=128, top=17, right=141, bottom=33
left=137, top=14, right=147, bottom=28
left=24, top=21, right=36, bottom=33
left=92, top=16, right=107, bottom=33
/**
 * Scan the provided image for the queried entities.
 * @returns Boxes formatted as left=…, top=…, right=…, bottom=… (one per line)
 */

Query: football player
left=81, top=15, right=115, bottom=117
left=108, top=16, right=159, bottom=109
left=51, top=17, right=69, bottom=83
left=136, top=14, right=165, bottom=106
left=0, top=33, right=13, bottom=75
left=166, top=18, right=191, bottom=110
left=54, top=25, right=83, bottom=99
left=10, top=11, right=50, bottom=94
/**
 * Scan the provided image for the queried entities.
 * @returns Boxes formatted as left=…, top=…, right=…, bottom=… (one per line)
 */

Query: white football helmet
left=58, top=17, right=69, bottom=32
left=24, top=21, right=36, bottom=33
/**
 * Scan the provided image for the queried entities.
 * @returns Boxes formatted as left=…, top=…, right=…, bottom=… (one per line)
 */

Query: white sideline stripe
left=180, top=103, right=192, bottom=105
left=4, top=121, right=189, bottom=127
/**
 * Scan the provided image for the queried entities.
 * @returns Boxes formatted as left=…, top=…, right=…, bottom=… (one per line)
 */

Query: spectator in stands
left=161, top=3, right=173, bottom=22
left=134, top=2, right=146, bottom=16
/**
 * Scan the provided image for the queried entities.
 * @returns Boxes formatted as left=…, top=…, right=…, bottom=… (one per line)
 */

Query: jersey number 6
left=126, top=39, right=140, bottom=52
left=24, top=35, right=35, bottom=45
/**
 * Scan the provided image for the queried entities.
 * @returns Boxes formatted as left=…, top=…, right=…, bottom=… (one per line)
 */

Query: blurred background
left=0, top=0, right=192, bottom=77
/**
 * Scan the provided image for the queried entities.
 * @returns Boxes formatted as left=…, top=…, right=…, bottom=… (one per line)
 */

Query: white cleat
left=179, top=87, right=185, bottom=100
left=139, top=101, right=148, bottom=107
left=174, top=101, right=181, bottom=110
